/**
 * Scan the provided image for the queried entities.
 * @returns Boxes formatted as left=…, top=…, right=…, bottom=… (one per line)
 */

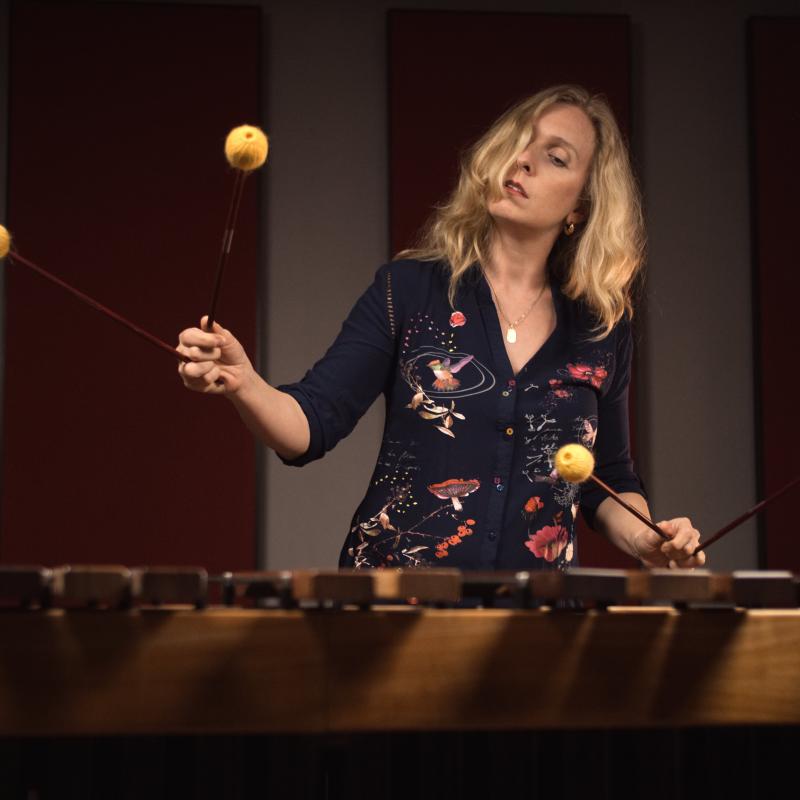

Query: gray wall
left=2, top=0, right=796, bottom=570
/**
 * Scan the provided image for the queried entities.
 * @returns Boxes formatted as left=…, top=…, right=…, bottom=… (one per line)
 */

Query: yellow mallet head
left=0, top=225, right=10, bottom=259
left=224, top=124, right=269, bottom=171
left=554, top=443, right=595, bottom=484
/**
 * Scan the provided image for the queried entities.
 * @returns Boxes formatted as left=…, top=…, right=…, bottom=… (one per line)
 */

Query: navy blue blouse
left=278, top=259, right=646, bottom=570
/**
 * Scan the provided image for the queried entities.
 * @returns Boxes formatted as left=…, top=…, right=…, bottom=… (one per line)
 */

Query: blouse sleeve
left=579, top=317, right=648, bottom=529
left=275, top=264, right=397, bottom=467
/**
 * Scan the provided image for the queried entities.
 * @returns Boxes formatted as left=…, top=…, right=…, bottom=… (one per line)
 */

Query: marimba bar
left=133, top=566, right=208, bottom=608
left=0, top=566, right=797, bottom=609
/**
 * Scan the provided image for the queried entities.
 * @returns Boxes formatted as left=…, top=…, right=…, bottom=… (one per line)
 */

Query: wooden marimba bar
left=0, top=565, right=799, bottom=737
left=1, top=565, right=798, bottom=609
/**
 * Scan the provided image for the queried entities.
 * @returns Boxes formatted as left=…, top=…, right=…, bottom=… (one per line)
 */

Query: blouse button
left=496, top=483, right=505, bottom=492
left=501, top=390, right=510, bottom=397
left=505, top=427, right=514, bottom=437
left=487, top=531, right=497, bottom=542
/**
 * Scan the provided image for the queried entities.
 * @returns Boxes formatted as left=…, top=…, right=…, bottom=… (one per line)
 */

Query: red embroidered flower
left=448, top=535, right=462, bottom=546
left=524, top=524, right=569, bottom=561
left=524, top=496, right=544, bottom=514
left=567, top=363, right=608, bottom=389
left=435, top=550, right=448, bottom=558
left=466, top=519, right=476, bottom=525
left=449, top=311, right=467, bottom=328
left=553, top=389, right=571, bottom=399
left=549, top=378, right=563, bottom=386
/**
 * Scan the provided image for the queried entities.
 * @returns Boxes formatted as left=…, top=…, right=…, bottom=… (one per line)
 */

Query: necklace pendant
left=506, top=326, right=517, bottom=344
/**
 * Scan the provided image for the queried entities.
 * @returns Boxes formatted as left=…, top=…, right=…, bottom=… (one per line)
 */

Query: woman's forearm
left=227, top=371, right=310, bottom=460
left=592, top=492, right=652, bottom=561
left=593, top=493, right=705, bottom=569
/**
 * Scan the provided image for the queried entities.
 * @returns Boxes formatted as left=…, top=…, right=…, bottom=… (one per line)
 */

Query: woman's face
left=487, top=103, right=596, bottom=235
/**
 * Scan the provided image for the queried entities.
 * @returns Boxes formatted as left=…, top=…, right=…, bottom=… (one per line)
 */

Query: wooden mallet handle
left=554, top=444, right=671, bottom=542
left=589, top=474, right=671, bottom=541
left=7, top=250, right=188, bottom=363
left=696, top=474, right=800, bottom=553
left=206, top=169, right=246, bottom=331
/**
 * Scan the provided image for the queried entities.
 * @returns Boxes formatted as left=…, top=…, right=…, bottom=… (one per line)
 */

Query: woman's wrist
left=594, top=493, right=653, bottom=563
left=628, top=527, right=661, bottom=567
left=225, top=361, right=260, bottom=403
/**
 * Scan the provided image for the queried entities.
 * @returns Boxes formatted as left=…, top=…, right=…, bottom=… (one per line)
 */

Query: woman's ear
left=567, top=208, right=587, bottom=226
left=568, top=192, right=591, bottom=226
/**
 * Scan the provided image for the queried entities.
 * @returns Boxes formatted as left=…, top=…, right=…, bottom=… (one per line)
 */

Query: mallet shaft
left=8, top=250, right=188, bottom=362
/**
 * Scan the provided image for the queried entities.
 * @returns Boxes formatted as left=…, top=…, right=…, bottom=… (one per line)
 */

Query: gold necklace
left=483, top=270, right=548, bottom=344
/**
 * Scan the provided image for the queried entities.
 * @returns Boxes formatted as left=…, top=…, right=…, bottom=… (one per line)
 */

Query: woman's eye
left=549, top=154, right=567, bottom=168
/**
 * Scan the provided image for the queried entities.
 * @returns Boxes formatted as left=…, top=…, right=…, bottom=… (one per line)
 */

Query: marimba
left=0, top=565, right=799, bottom=734
left=1, top=566, right=798, bottom=798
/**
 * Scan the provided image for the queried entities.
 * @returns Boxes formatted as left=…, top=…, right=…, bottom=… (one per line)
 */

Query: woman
left=177, top=85, right=705, bottom=571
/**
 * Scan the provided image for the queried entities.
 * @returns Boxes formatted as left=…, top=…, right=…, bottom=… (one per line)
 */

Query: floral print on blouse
left=278, top=260, right=646, bottom=570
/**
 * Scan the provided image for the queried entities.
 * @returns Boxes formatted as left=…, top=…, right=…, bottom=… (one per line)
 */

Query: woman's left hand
left=631, top=517, right=706, bottom=569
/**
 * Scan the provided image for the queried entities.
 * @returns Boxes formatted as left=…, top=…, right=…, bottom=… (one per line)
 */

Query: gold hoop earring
left=564, top=221, right=575, bottom=236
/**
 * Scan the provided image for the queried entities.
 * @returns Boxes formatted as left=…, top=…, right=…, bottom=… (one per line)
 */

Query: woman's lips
left=504, top=180, right=528, bottom=198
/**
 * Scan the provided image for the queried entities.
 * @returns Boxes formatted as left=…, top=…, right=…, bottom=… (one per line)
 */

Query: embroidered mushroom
left=427, top=478, right=480, bottom=511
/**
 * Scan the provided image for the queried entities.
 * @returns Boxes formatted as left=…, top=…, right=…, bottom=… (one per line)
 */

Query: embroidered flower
left=448, top=535, right=462, bottom=546
left=553, top=389, right=571, bottom=399
left=449, top=311, right=466, bottom=328
left=522, top=496, right=544, bottom=520
left=525, top=524, right=569, bottom=561
left=567, top=363, right=608, bottom=389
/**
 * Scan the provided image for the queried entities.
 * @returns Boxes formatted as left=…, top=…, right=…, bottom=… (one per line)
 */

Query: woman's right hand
left=176, top=316, right=254, bottom=395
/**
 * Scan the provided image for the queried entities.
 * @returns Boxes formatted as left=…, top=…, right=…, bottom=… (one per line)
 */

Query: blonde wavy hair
left=398, top=85, right=645, bottom=338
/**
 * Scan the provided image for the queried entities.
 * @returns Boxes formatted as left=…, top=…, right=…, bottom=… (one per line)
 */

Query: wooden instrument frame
left=1, top=606, right=798, bottom=736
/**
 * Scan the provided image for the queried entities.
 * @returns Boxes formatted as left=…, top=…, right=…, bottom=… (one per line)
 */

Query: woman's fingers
left=657, top=517, right=705, bottom=569
left=668, top=554, right=706, bottom=569
left=677, top=550, right=706, bottom=568
left=179, top=319, right=246, bottom=365
left=177, top=318, right=251, bottom=396
left=179, top=345, right=223, bottom=364
left=200, top=365, right=222, bottom=388
left=200, top=315, right=223, bottom=333
left=179, top=360, right=221, bottom=391
left=182, top=360, right=216, bottom=379
left=178, top=329, right=224, bottom=351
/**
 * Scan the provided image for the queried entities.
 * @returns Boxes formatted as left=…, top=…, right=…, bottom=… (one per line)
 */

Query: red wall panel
left=2, top=1, right=262, bottom=570
left=750, top=18, right=800, bottom=571
left=389, top=11, right=634, bottom=567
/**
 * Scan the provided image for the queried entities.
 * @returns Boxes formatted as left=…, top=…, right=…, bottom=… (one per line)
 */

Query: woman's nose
left=517, top=151, right=533, bottom=174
